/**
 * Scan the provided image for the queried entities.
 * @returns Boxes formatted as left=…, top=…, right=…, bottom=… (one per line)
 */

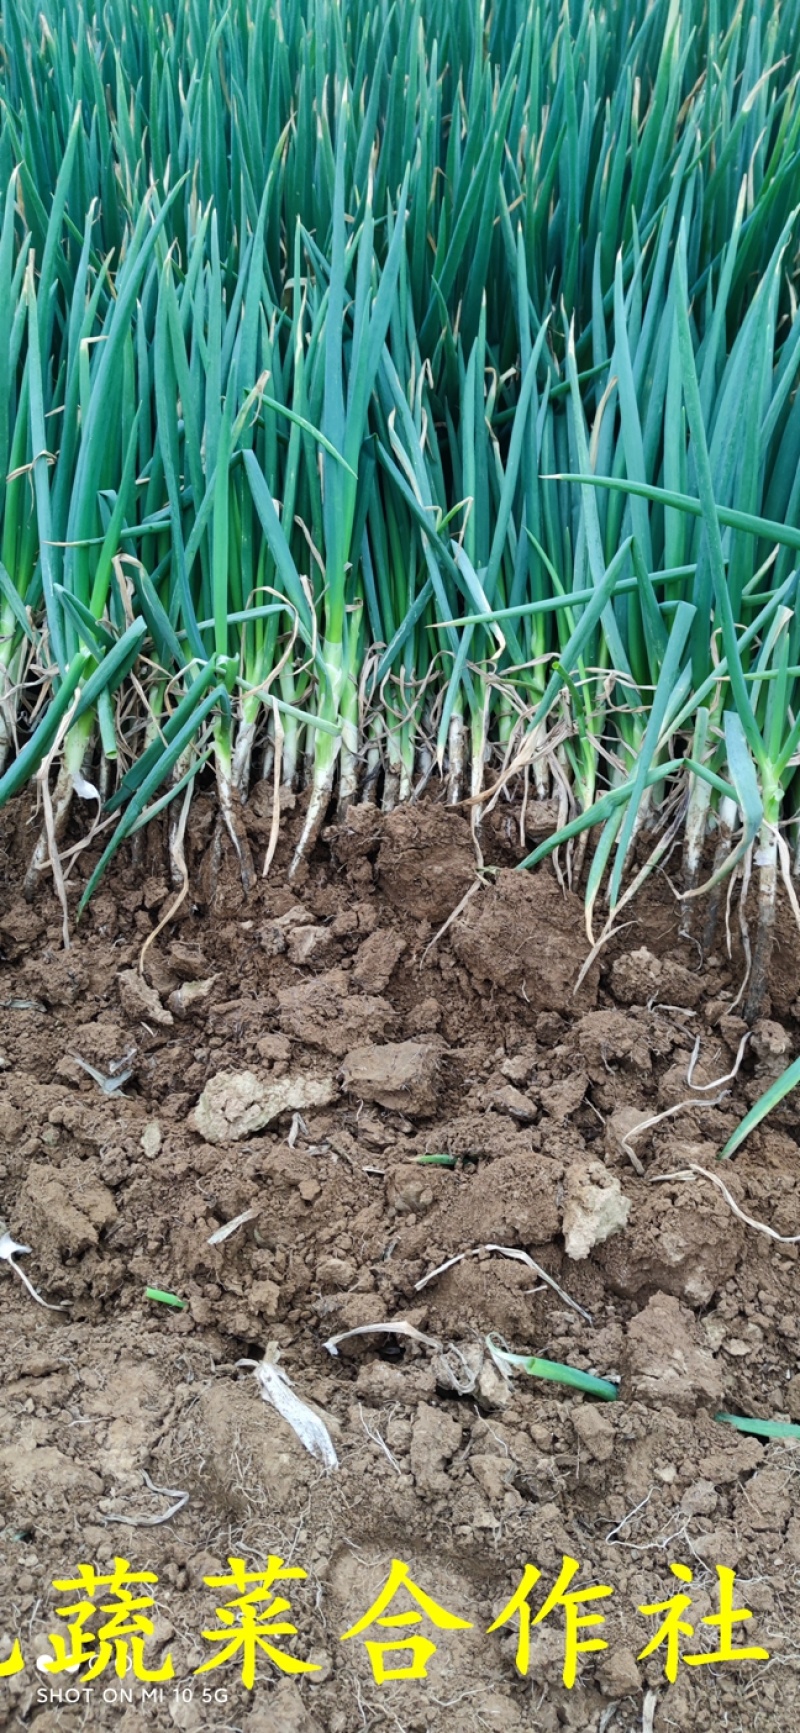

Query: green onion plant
left=2, top=0, right=800, bottom=1142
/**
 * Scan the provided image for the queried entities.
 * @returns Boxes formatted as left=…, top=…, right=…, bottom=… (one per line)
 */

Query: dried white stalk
left=238, top=1349, right=338, bottom=1470
left=651, top=1164, right=800, bottom=1245
left=103, top=1471, right=189, bottom=1527
left=414, top=1243, right=592, bottom=1324
left=0, top=1232, right=67, bottom=1311
left=207, top=1207, right=259, bottom=1245
left=324, top=1320, right=443, bottom=1356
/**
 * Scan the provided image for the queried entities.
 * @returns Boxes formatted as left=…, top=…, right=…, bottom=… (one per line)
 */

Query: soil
left=2, top=791, right=800, bottom=1732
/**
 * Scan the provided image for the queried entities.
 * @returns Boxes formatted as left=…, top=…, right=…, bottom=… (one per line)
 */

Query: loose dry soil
left=2, top=792, right=800, bottom=1733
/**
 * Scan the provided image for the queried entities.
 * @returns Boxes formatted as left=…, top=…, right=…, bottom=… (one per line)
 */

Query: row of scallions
left=2, top=0, right=800, bottom=1056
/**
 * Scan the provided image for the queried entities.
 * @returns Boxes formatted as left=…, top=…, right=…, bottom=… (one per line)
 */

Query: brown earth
left=1, top=792, right=800, bottom=1732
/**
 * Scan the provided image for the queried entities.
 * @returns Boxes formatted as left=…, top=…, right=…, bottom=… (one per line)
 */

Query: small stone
left=539, top=1070, right=588, bottom=1120
left=118, top=969, right=173, bottom=1028
left=605, top=1104, right=649, bottom=1165
left=168, top=941, right=212, bottom=979
left=571, top=1403, right=615, bottom=1462
left=305, top=1647, right=332, bottom=1684
left=299, top=1177, right=321, bottom=1203
left=142, top=950, right=180, bottom=996
left=410, top=1402, right=464, bottom=1497
left=690, top=1529, right=740, bottom=1568
left=406, top=997, right=442, bottom=1034
left=277, top=970, right=395, bottom=1057
left=169, top=1699, right=203, bottom=1731
left=145, top=1613, right=175, bottom=1652
left=490, top=1082, right=538, bottom=1121
left=562, top=1161, right=631, bottom=1259
left=717, top=1014, right=749, bottom=1044
left=244, top=1681, right=323, bottom=1733
left=434, top=1342, right=511, bottom=1411
left=737, top=1462, right=786, bottom=1531
left=250, top=1280, right=280, bottom=1319
left=189, top=1070, right=336, bottom=1144
left=168, top=977, right=217, bottom=1019
left=476, top=1354, right=512, bottom=1412
left=786, top=1517, right=800, bottom=1562
left=386, top=1165, right=435, bottom=1215
left=259, top=907, right=309, bottom=955
left=140, top=1120, right=162, bottom=1159
left=501, top=1044, right=539, bottom=1085
left=142, top=877, right=169, bottom=910
left=752, top=1019, right=790, bottom=1059
left=597, top=1646, right=641, bottom=1698
left=680, top=1479, right=718, bottom=1516
left=353, top=1361, right=410, bottom=1404
left=787, top=1376, right=800, bottom=1422
left=352, top=929, right=407, bottom=992
left=317, top=1257, right=356, bottom=1289
left=286, top=926, right=337, bottom=967
left=256, top=1033, right=293, bottom=1064
left=470, top=1453, right=517, bottom=1504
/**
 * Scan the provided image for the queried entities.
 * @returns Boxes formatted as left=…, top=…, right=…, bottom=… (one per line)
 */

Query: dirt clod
left=277, top=969, right=395, bottom=1055
left=450, top=869, right=600, bottom=1007
left=341, top=1038, right=444, bottom=1115
left=374, top=805, right=475, bottom=922
left=623, top=1292, right=725, bottom=1414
